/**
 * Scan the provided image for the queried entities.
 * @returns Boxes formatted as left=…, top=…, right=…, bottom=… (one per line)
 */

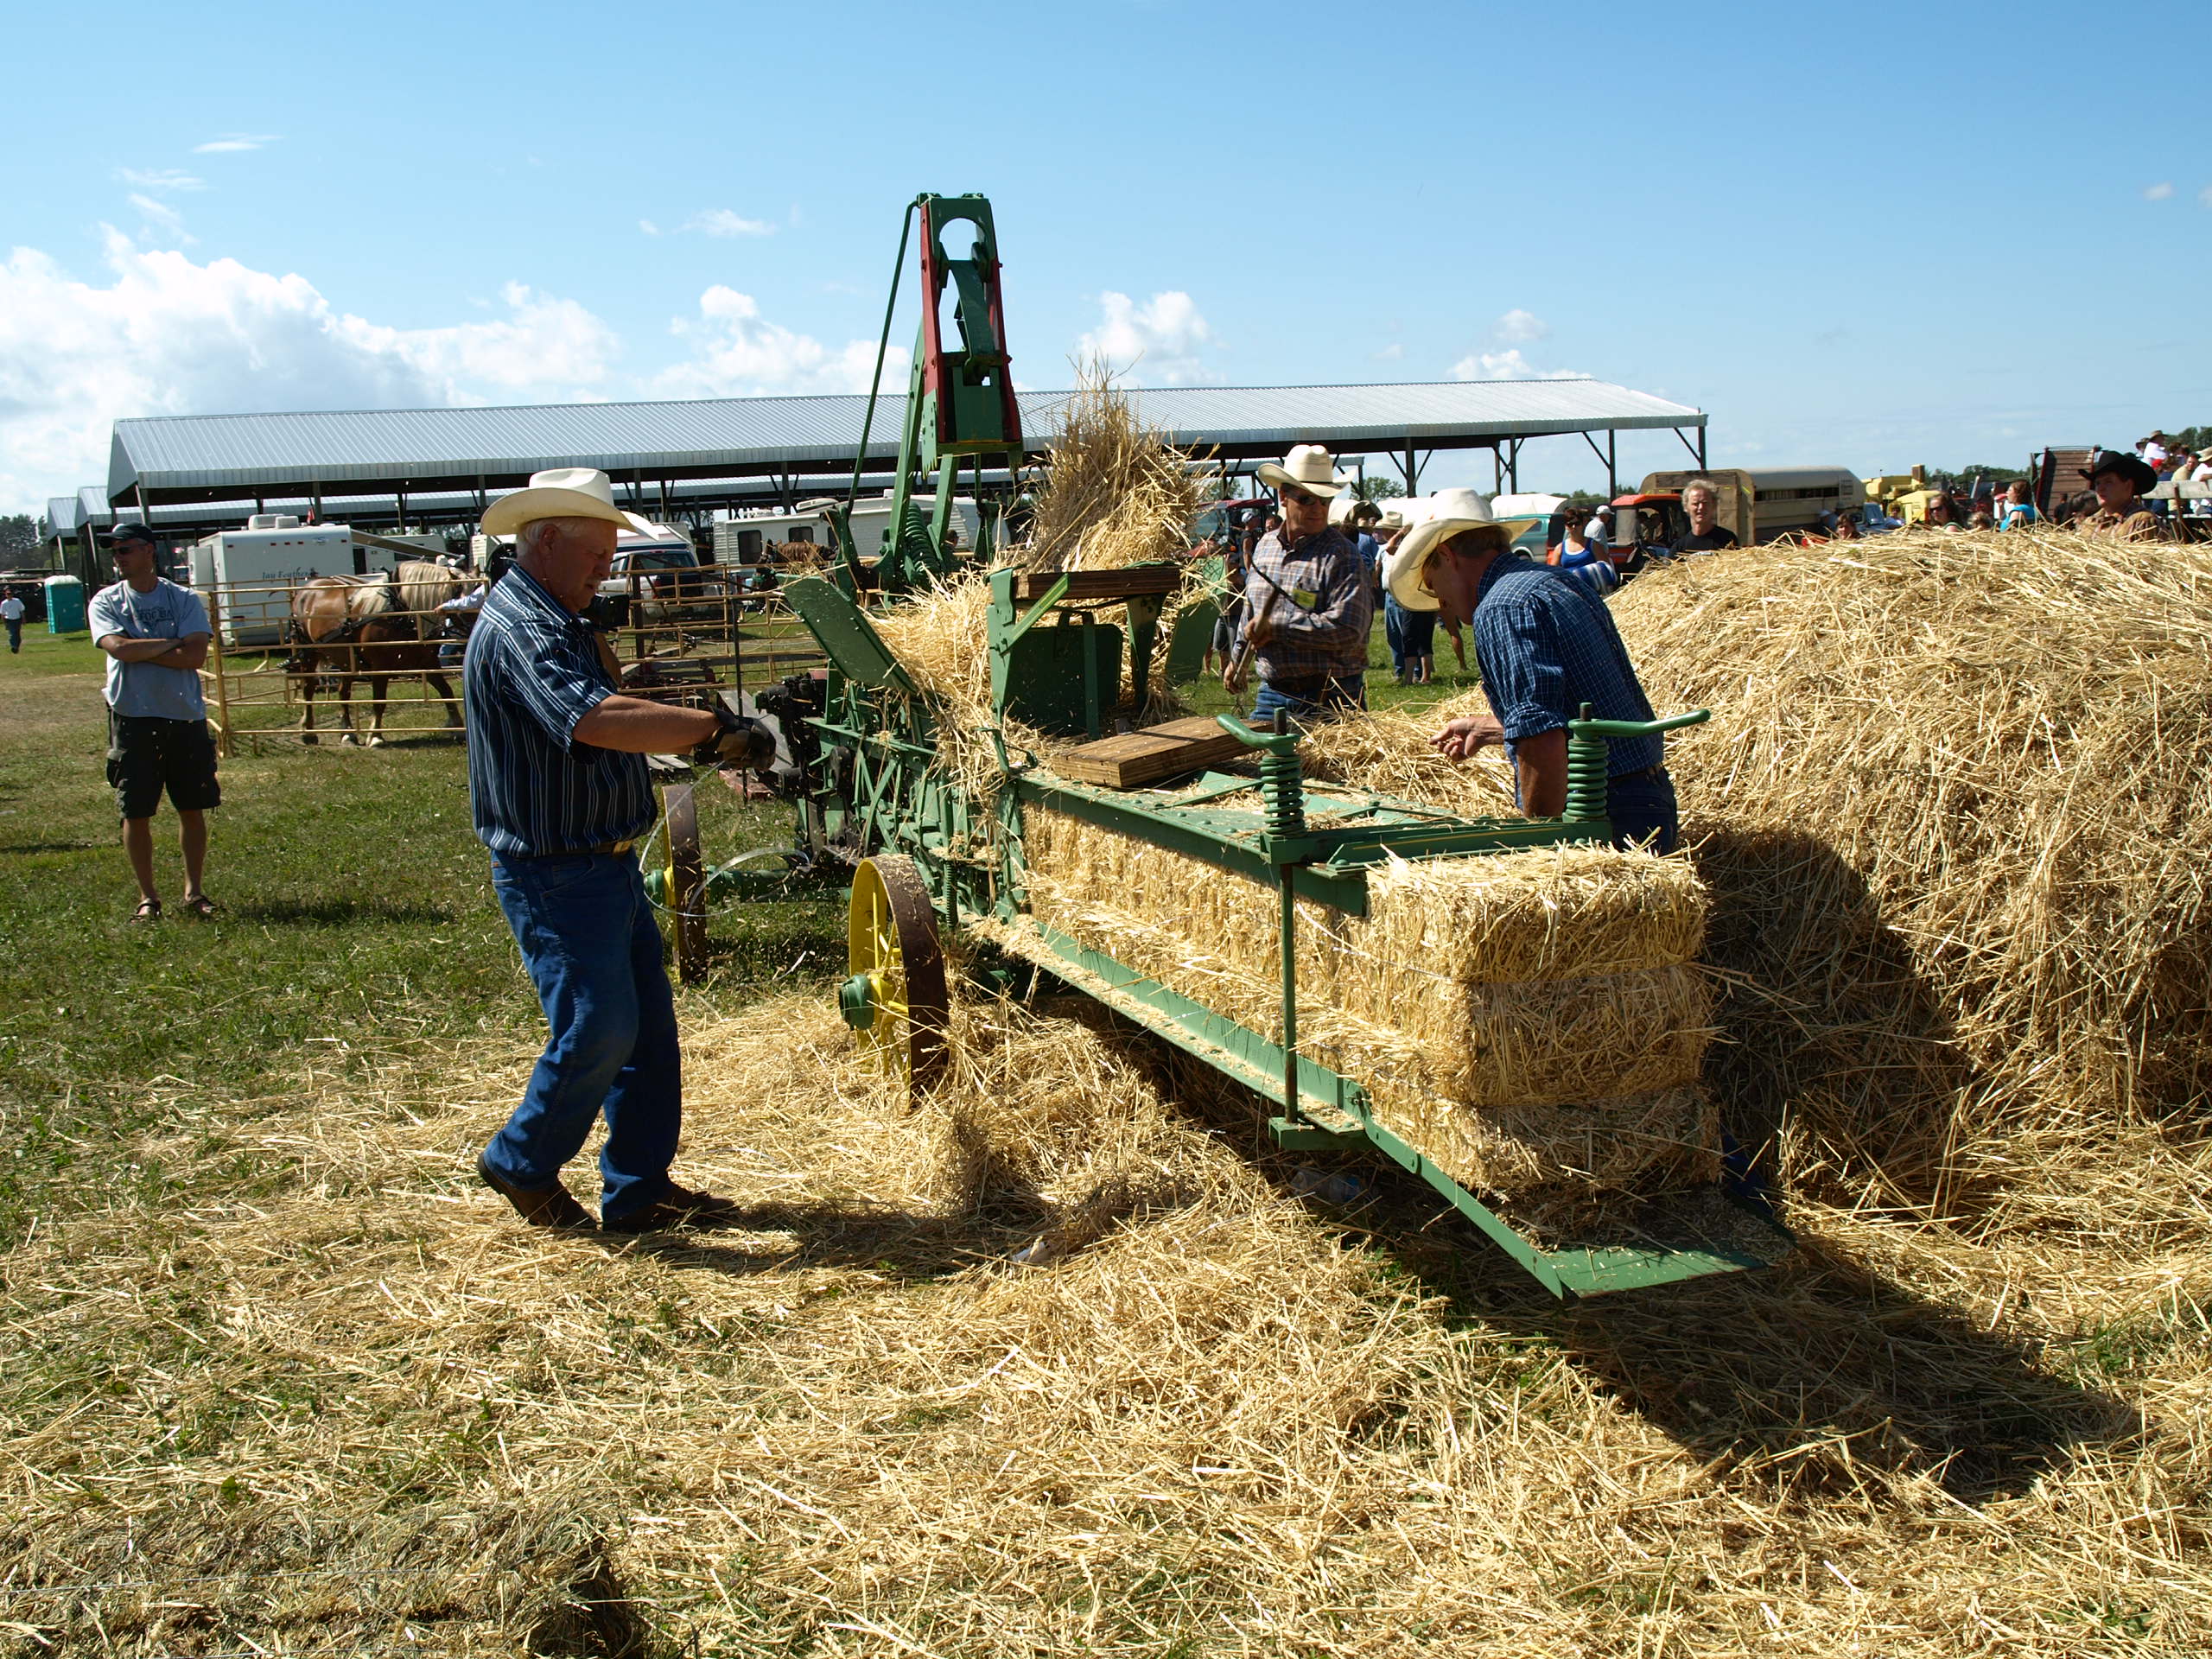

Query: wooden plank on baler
left=1053, top=716, right=1249, bottom=788
left=1013, top=566, right=1181, bottom=602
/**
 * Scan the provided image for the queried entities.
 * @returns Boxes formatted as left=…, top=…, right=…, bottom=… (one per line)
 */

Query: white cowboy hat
left=1373, top=494, right=1430, bottom=535
left=1382, top=486, right=1540, bottom=612
left=1255, top=444, right=1354, bottom=499
left=480, top=467, right=655, bottom=537
left=1325, top=489, right=1371, bottom=527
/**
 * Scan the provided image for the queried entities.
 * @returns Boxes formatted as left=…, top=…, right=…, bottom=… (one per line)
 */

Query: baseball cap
left=100, top=523, right=156, bottom=547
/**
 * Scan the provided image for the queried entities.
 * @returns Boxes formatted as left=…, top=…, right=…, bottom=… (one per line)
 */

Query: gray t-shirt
left=88, top=578, right=210, bottom=721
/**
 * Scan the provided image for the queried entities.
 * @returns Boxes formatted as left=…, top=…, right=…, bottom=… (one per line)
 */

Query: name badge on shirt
left=1292, top=587, right=1319, bottom=609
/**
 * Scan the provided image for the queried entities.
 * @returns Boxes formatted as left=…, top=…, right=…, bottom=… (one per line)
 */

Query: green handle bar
left=1213, top=713, right=1301, bottom=756
left=1567, top=708, right=1711, bottom=741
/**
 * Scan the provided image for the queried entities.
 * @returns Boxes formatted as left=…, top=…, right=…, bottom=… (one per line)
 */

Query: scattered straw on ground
left=5, top=982, right=2209, bottom=1655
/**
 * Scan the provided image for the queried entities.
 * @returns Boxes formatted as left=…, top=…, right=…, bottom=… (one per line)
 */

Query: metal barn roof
left=105, top=379, right=1706, bottom=508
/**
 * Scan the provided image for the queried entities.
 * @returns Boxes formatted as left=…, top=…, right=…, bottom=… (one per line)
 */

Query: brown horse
left=287, top=561, right=471, bottom=746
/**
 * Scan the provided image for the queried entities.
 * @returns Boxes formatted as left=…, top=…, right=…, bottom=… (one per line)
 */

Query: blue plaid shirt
left=1472, top=554, right=1662, bottom=777
left=464, top=568, right=654, bottom=857
left=1237, top=525, right=1373, bottom=682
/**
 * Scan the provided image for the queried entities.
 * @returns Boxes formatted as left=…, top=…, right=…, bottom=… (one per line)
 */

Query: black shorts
left=107, top=714, right=220, bottom=819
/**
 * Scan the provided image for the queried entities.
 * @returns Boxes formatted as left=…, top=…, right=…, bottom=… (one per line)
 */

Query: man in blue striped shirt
left=1385, top=487, right=1679, bottom=854
left=466, top=468, right=766, bottom=1234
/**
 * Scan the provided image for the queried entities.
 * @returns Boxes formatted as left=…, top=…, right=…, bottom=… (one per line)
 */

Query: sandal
left=130, top=898, right=162, bottom=922
left=181, top=894, right=220, bottom=919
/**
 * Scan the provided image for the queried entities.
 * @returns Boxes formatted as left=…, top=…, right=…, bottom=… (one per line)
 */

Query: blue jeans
left=484, top=851, right=682, bottom=1221
left=1606, top=770, right=1680, bottom=855
left=1251, top=675, right=1365, bottom=725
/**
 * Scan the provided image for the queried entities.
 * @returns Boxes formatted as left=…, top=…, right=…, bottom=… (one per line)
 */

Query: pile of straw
left=1015, top=369, right=1211, bottom=575
left=868, top=376, right=1212, bottom=791
left=1019, top=809, right=1719, bottom=1229
left=12, top=985, right=2208, bottom=1655
left=1605, top=527, right=2212, bottom=1223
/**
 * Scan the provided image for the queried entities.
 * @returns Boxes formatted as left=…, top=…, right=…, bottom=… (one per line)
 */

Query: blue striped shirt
left=1472, top=554, right=1662, bottom=777
left=464, top=568, right=653, bottom=856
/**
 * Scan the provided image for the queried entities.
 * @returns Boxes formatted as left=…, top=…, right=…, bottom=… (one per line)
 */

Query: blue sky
left=3, top=0, right=2207, bottom=512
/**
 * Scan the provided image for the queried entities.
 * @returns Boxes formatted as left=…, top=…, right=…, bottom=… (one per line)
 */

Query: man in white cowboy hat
left=1384, top=486, right=1680, bottom=853
left=467, top=467, right=772, bottom=1236
left=1225, top=445, right=1374, bottom=721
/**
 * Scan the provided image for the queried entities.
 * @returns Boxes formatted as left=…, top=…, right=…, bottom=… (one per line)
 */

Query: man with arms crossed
left=89, top=524, right=219, bottom=919
left=467, top=468, right=770, bottom=1235
left=1386, top=487, right=1681, bottom=854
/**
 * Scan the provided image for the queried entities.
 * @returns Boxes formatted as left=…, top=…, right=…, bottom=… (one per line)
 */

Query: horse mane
left=393, top=560, right=466, bottom=631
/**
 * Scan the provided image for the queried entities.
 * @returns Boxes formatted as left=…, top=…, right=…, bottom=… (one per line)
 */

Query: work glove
left=690, top=708, right=777, bottom=772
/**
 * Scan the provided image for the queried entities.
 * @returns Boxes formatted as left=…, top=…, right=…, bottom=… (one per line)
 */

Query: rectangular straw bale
left=1021, top=806, right=1707, bottom=1002
left=1016, top=805, right=1720, bottom=1214
left=978, top=899, right=1721, bottom=1230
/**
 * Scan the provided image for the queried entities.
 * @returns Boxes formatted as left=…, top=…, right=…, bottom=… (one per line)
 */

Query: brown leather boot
left=476, top=1154, right=594, bottom=1231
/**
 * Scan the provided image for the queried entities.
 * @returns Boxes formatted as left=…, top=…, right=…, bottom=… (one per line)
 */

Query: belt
left=1612, top=763, right=1670, bottom=785
left=512, top=838, right=638, bottom=858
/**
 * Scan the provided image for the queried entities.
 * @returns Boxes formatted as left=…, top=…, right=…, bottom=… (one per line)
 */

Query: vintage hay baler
left=672, top=564, right=1790, bottom=1300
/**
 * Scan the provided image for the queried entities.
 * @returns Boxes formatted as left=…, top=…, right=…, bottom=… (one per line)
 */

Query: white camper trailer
left=714, top=493, right=981, bottom=564
left=190, top=517, right=400, bottom=645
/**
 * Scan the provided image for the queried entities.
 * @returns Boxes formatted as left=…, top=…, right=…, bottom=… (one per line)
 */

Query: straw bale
left=1593, top=527, right=2212, bottom=1222
left=1017, top=805, right=1718, bottom=1220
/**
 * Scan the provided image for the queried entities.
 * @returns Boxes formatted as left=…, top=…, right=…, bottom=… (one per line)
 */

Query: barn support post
left=1606, top=430, right=1618, bottom=499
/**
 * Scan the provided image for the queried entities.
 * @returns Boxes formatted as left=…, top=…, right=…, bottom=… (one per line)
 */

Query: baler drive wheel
left=843, top=855, right=949, bottom=1096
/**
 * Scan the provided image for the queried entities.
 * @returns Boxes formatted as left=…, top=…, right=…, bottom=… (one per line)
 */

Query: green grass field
left=0, top=630, right=853, bottom=1251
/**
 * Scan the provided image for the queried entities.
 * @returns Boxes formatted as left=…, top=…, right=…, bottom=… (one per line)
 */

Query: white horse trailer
left=191, top=517, right=400, bottom=645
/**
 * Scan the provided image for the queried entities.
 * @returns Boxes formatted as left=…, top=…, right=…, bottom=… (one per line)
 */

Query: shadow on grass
left=230, top=896, right=465, bottom=926
left=0, top=839, right=107, bottom=855
left=1060, top=1001, right=2145, bottom=1510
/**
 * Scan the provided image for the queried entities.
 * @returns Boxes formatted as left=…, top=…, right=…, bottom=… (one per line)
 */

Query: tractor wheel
left=842, top=855, right=949, bottom=1096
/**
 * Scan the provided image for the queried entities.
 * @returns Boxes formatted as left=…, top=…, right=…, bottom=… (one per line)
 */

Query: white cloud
left=683, top=209, right=777, bottom=238
left=0, top=235, right=618, bottom=512
left=2201, top=184, right=2212, bottom=208
left=639, top=219, right=661, bottom=236
left=338, top=281, right=619, bottom=394
left=1373, top=341, right=1404, bottom=361
left=193, top=133, right=278, bottom=153
left=1494, top=308, right=1549, bottom=342
left=1451, top=348, right=1586, bottom=381
left=1076, top=289, right=1214, bottom=383
left=127, top=195, right=194, bottom=245
left=650, top=285, right=901, bottom=397
left=2145, top=181, right=2175, bottom=200
left=118, top=168, right=205, bottom=193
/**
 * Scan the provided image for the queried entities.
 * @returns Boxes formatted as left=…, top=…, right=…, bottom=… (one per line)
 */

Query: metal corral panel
left=108, top=380, right=1705, bottom=504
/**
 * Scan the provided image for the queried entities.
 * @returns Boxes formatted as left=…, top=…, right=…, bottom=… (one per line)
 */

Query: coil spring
left=1259, top=747, right=1307, bottom=837
left=1563, top=730, right=1610, bottom=823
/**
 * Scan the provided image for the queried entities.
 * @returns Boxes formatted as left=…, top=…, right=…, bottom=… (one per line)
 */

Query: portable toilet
left=44, top=575, right=86, bottom=634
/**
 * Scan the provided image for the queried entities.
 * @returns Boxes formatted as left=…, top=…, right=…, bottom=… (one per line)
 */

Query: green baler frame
left=772, top=573, right=1788, bottom=1300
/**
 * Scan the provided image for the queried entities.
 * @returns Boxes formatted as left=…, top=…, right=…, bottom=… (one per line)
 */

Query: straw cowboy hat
left=481, top=467, right=655, bottom=537
left=1383, top=486, right=1540, bottom=612
left=1255, top=444, right=1354, bottom=499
